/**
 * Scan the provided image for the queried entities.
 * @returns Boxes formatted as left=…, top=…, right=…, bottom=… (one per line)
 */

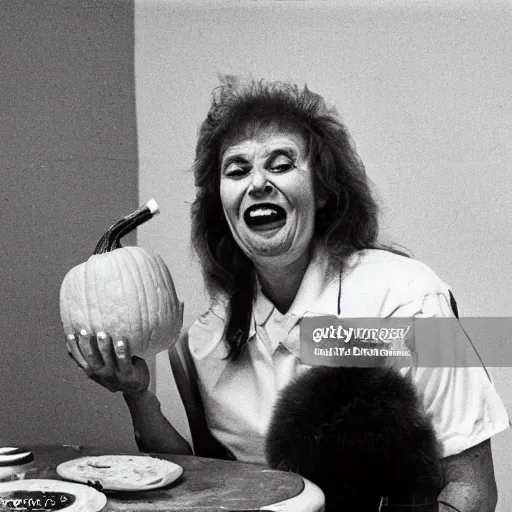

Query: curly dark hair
left=191, top=77, right=405, bottom=360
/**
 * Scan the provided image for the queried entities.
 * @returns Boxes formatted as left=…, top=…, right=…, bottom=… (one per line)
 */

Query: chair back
left=168, top=331, right=235, bottom=460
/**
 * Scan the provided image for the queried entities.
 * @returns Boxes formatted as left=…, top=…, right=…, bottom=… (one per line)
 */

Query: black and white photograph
left=1, top=0, right=511, bottom=510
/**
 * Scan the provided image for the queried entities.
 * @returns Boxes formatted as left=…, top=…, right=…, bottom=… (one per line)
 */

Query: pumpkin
left=59, top=199, right=182, bottom=358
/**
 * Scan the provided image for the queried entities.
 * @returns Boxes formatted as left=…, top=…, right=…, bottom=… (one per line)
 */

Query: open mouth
left=243, top=203, right=287, bottom=231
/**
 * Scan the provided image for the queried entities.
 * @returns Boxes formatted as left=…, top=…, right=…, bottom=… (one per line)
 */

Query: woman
left=68, top=79, right=509, bottom=511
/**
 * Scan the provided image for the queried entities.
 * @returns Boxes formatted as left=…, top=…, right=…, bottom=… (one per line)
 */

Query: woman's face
left=219, top=130, right=321, bottom=267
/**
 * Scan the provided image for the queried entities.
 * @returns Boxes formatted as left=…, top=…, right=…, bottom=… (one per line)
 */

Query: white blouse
left=187, top=247, right=510, bottom=463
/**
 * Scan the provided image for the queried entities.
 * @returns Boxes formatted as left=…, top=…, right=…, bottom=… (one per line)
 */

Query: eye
left=271, top=163, right=295, bottom=173
left=224, top=165, right=250, bottom=177
left=269, top=156, right=296, bottom=173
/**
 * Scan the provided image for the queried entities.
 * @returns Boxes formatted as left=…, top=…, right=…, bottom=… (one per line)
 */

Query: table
left=0, top=446, right=324, bottom=511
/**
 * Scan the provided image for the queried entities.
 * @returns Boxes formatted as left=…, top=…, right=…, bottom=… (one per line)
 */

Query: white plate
left=0, top=479, right=107, bottom=511
left=0, top=447, right=34, bottom=467
left=56, top=455, right=183, bottom=492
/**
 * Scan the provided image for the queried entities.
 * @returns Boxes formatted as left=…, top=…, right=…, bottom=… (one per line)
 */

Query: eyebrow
left=263, top=147, right=298, bottom=162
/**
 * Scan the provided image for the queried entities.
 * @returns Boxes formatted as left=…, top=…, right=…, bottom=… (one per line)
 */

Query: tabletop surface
left=0, top=445, right=306, bottom=511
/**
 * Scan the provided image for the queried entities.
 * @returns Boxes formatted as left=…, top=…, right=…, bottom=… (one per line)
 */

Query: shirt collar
left=287, top=243, right=337, bottom=318
left=249, top=244, right=340, bottom=344
left=191, top=244, right=346, bottom=381
left=253, top=282, right=275, bottom=326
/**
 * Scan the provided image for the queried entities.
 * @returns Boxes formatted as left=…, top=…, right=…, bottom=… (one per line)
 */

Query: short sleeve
left=393, top=292, right=510, bottom=458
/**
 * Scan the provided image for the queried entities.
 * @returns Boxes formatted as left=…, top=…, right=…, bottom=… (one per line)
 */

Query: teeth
left=249, top=208, right=277, bottom=217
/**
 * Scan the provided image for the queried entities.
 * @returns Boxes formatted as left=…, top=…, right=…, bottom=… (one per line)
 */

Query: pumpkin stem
left=93, top=199, right=160, bottom=254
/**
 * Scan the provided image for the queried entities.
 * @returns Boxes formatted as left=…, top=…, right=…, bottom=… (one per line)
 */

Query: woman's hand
left=66, top=331, right=150, bottom=396
left=66, top=329, right=192, bottom=455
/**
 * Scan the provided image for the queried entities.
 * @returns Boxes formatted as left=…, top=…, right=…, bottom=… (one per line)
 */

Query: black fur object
left=265, top=366, right=443, bottom=511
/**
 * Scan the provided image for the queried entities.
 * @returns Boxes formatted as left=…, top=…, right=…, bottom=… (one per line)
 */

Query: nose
left=248, top=168, right=274, bottom=197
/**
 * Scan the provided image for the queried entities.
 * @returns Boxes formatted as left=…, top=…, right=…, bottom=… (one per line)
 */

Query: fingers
left=66, top=329, right=131, bottom=376
left=65, top=331, right=147, bottom=394
left=96, top=332, right=116, bottom=369
left=66, top=333, right=89, bottom=370
left=78, top=330, right=104, bottom=372
left=66, top=330, right=119, bottom=391
left=67, top=351, right=82, bottom=369
left=113, top=338, right=132, bottom=375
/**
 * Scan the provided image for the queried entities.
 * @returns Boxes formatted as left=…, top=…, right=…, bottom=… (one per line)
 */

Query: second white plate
left=56, top=455, right=183, bottom=492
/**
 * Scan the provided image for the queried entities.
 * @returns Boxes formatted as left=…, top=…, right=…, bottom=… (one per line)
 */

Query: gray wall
left=0, top=0, right=139, bottom=449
